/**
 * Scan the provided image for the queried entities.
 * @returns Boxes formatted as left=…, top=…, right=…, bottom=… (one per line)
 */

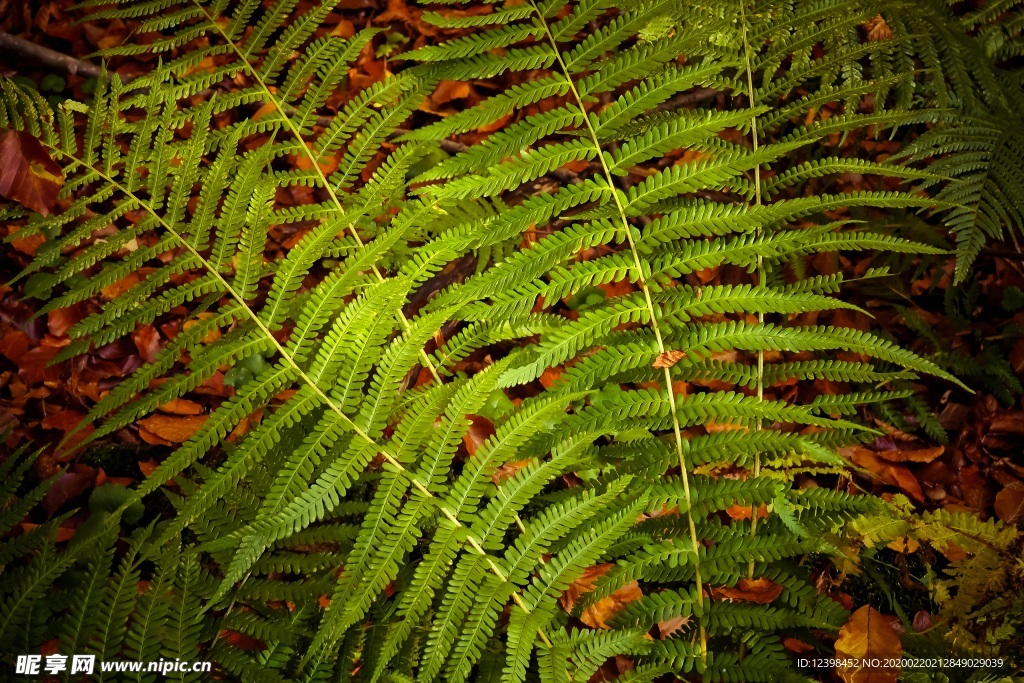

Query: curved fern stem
left=739, top=0, right=766, bottom=581
left=189, top=0, right=446, bottom=386
left=530, top=0, right=709, bottom=664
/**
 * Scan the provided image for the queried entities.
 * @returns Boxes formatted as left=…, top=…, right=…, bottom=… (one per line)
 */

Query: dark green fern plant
left=871, top=0, right=1024, bottom=282
left=0, top=0, right=991, bottom=681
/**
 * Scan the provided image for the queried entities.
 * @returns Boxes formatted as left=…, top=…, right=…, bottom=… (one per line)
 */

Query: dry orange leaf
left=158, top=398, right=205, bottom=416
left=938, top=539, right=968, bottom=562
left=580, top=580, right=642, bottom=630
left=863, top=15, right=893, bottom=42
left=432, top=80, right=472, bottom=106
left=22, top=522, right=74, bottom=543
left=101, top=272, right=142, bottom=301
left=724, top=503, right=768, bottom=521
left=844, top=446, right=924, bottom=503
left=219, top=630, right=267, bottom=651
left=0, top=129, right=64, bottom=216
left=133, top=325, right=161, bottom=364
left=182, top=314, right=222, bottom=344
left=657, top=615, right=689, bottom=639
left=85, top=19, right=127, bottom=51
left=227, top=413, right=256, bottom=443
left=463, top=414, right=495, bottom=457
left=491, top=459, right=531, bottom=485
left=783, top=637, right=815, bottom=653
left=994, top=481, right=1024, bottom=524
left=330, top=19, right=355, bottom=38
left=885, top=536, right=920, bottom=554
left=704, top=419, right=746, bottom=434
left=834, top=606, right=902, bottom=683
left=137, top=414, right=208, bottom=443
left=874, top=447, right=944, bottom=464
left=595, top=279, right=634, bottom=298
left=710, top=577, right=784, bottom=604
left=48, top=307, right=80, bottom=338
left=10, top=232, right=44, bottom=256
left=251, top=101, right=278, bottom=121
left=561, top=567, right=643, bottom=630
left=652, top=350, right=686, bottom=369
left=539, top=366, right=564, bottom=389
left=138, top=427, right=170, bottom=446
left=40, top=409, right=85, bottom=433
left=560, top=563, right=612, bottom=614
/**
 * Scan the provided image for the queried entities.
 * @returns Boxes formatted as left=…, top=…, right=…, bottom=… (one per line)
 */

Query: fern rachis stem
left=739, top=0, right=766, bottom=582
left=530, top=1, right=709, bottom=663
left=190, top=0, right=445, bottom=387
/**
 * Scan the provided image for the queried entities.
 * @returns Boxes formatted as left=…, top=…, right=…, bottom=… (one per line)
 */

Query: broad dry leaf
left=834, top=606, right=902, bottom=683
left=652, top=350, right=686, bottom=369
left=561, top=564, right=612, bottom=614
left=132, top=325, right=161, bottom=364
left=874, top=447, right=944, bottom=464
left=539, top=366, right=564, bottom=388
left=783, top=637, right=815, bottom=653
left=183, top=314, right=222, bottom=344
left=101, top=272, right=142, bottom=301
left=710, top=577, right=784, bottom=604
left=579, top=580, right=642, bottom=629
left=845, top=446, right=924, bottom=502
left=137, top=414, right=208, bottom=443
left=462, top=414, right=495, bottom=457
left=158, top=398, right=205, bottom=416
left=138, top=459, right=159, bottom=477
left=0, top=129, right=64, bottom=216
left=657, top=615, right=689, bottom=639
left=994, top=481, right=1024, bottom=524
left=864, top=15, right=893, bottom=42
left=724, top=503, right=768, bottom=520
left=491, top=459, right=531, bottom=485
left=432, top=80, right=472, bottom=106
left=40, top=409, right=85, bottom=433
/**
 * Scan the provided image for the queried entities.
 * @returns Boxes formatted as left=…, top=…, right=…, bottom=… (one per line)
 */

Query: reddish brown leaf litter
left=709, top=577, right=785, bottom=604
left=0, top=129, right=63, bottom=215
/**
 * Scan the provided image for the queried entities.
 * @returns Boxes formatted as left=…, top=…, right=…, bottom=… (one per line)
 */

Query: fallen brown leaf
left=158, top=398, right=205, bottom=416
left=657, top=614, right=689, bottom=639
left=874, top=446, right=944, bottom=464
left=994, top=481, right=1024, bottom=524
left=783, top=637, right=815, bottom=653
left=653, top=350, right=686, bottom=369
left=491, top=459, right=531, bottom=485
left=137, top=414, right=208, bottom=443
left=845, top=446, right=924, bottom=503
left=101, top=272, right=142, bottom=301
left=580, top=580, right=642, bottom=629
left=462, top=414, right=495, bottom=457
left=834, top=606, right=902, bottom=683
left=133, top=325, right=161, bottom=364
left=0, top=129, right=64, bottom=216
left=561, top=564, right=611, bottom=614
left=710, top=577, right=784, bottom=604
